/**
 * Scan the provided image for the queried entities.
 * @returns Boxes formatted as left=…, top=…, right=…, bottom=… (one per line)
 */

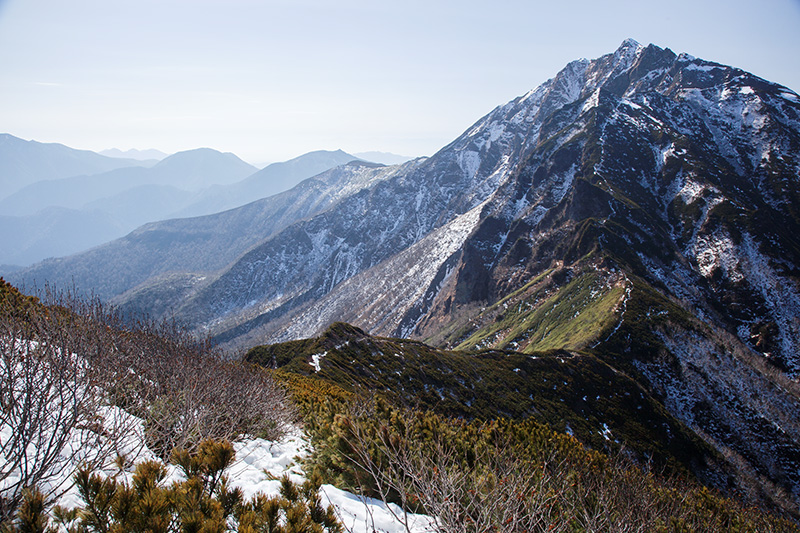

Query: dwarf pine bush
left=1, top=440, right=343, bottom=533
left=291, top=382, right=800, bottom=532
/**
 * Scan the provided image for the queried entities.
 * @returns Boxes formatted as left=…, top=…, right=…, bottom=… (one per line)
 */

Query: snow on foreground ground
left=10, top=412, right=434, bottom=533
left=0, top=335, right=431, bottom=531
left=227, top=434, right=434, bottom=533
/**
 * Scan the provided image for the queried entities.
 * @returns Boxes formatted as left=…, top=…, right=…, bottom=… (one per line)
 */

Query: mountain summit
left=171, top=39, right=800, bottom=363
left=10, top=40, right=800, bottom=513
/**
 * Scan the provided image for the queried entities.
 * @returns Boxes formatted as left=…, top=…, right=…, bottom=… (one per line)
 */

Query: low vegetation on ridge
left=273, top=368, right=799, bottom=531
left=249, top=322, right=800, bottom=530
left=247, top=322, right=716, bottom=477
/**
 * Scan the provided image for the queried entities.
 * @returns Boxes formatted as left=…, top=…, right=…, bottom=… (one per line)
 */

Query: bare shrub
left=336, top=403, right=570, bottom=532
left=43, top=290, right=298, bottom=461
left=1, top=281, right=296, bottom=520
left=95, top=316, right=297, bottom=460
left=0, top=283, right=136, bottom=520
left=332, top=400, right=798, bottom=533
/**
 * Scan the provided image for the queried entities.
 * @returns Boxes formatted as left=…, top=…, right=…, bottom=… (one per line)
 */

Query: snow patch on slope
left=694, top=229, right=743, bottom=282
left=677, top=77, right=774, bottom=170
left=581, top=88, right=602, bottom=114
left=736, top=234, right=800, bottom=369
left=687, top=227, right=800, bottom=372
left=309, top=351, right=327, bottom=372
left=457, top=150, right=481, bottom=181
left=56, top=426, right=434, bottom=532
left=677, top=178, right=709, bottom=205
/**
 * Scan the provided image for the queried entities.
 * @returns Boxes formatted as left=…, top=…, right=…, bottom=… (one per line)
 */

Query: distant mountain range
left=0, top=148, right=257, bottom=217
left=7, top=40, right=800, bottom=515
left=171, top=149, right=362, bottom=218
left=0, top=133, right=148, bottom=196
left=0, top=146, right=257, bottom=265
left=0, top=144, right=364, bottom=266
left=9, top=160, right=399, bottom=303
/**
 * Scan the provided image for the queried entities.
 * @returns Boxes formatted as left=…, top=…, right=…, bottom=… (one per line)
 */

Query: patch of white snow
left=309, top=351, right=327, bottom=373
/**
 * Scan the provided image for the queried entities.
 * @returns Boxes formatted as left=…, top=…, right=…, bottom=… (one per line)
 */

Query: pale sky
left=1, top=0, right=799, bottom=165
